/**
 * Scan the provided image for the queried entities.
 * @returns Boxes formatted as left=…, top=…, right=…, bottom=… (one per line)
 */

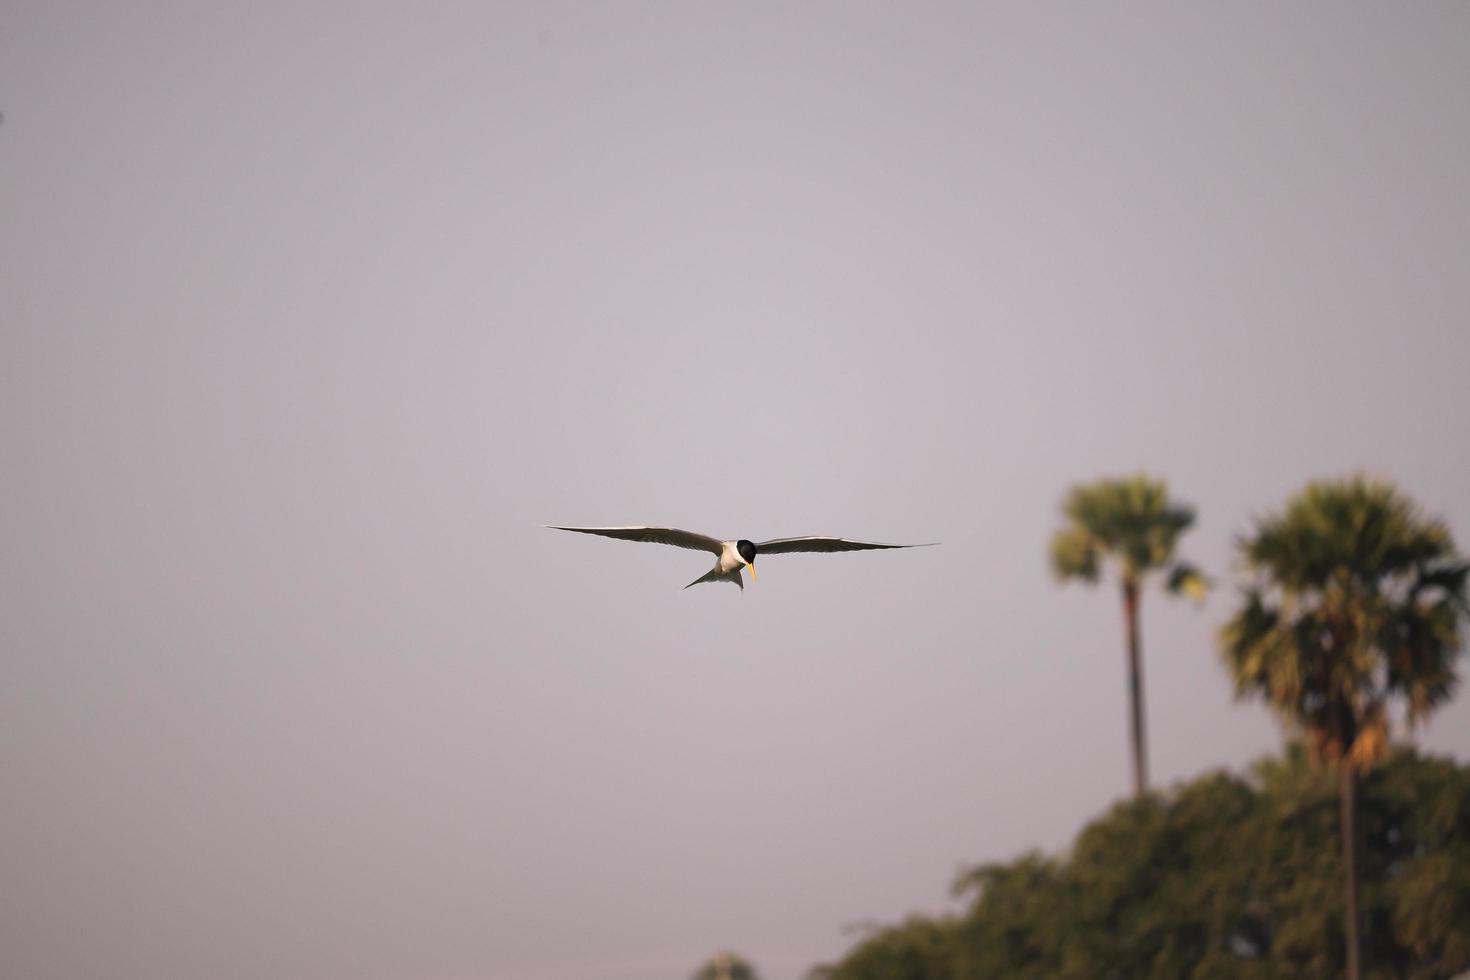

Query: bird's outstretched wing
left=755, top=536, right=937, bottom=554
left=546, top=525, right=725, bottom=555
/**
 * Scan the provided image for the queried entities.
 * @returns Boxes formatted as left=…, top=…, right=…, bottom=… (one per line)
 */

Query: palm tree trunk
left=1340, top=761, right=1361, bottom=980
left=1122, top=580, right=1148, bottom=797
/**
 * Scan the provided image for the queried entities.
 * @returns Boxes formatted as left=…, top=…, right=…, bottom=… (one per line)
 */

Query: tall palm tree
left=1051, top=474, right=1207, bottom=797
left=1220, top=476, right=1468, bottom=980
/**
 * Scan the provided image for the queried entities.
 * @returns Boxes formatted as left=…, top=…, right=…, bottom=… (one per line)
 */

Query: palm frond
left=1166, top=562, right=1211, bottom=603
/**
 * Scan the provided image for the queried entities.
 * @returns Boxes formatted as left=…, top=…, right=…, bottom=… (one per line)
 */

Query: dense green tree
left=805, top=918, right=956, bottom=980
left=812, top=747, right=1470, bottom=979
left=1051, top=474, right=1207, bottom=796
left=1220, top=477, right=1468, bottom=980
left=949, top=854, right=1068, bottom=979
left=693, top=951, right=761, bottom=980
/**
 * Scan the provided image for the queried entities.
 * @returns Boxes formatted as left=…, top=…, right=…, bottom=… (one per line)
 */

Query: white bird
left=545, top=525, right=936, bottom=590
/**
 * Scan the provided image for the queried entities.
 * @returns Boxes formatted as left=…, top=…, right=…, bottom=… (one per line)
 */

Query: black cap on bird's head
left=736, top=539, right=757, bottom=578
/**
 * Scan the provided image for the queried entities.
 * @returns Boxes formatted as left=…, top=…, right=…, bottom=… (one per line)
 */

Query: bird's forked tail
left=683, top=567, right=743, bottom=591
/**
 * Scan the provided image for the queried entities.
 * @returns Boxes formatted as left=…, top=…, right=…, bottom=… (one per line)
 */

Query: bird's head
left=736, top=539, right=757, bottom=580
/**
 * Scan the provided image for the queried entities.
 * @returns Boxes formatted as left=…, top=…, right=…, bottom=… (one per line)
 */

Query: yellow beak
left=747, top=562, right=756, bottom=581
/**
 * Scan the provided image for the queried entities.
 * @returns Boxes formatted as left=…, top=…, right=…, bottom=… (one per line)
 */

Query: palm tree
left=1220, top=476, right=1468, bottom=980
left=1051, top=474, right=1207, bottom=797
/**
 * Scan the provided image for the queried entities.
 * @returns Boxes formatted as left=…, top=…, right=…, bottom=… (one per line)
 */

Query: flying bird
left=546, top=525, right=936, bottom=590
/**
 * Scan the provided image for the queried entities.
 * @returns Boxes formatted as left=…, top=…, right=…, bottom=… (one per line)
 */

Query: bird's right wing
left=546, top=525, right=725, bottom=555
left=754, top=536, right=937, bottom=554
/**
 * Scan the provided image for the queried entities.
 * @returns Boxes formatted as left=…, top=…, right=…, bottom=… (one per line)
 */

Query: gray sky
left=3, top=4, right=1469, bottom=979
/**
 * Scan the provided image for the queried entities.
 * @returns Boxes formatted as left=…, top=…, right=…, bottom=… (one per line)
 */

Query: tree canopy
left=809, top=746, right=1470, bottom=980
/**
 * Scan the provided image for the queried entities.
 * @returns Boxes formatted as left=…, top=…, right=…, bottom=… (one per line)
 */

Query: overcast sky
left=3, top=4, right=1469, bottom=979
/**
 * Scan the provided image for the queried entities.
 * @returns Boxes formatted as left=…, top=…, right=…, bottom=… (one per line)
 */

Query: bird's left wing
left=754, top=536, right=937, bottom=554
left=546, top=525, right=725, bottom=555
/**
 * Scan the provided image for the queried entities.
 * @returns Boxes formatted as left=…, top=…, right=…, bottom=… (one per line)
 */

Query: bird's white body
left=716, top=541, right=747, bottom=574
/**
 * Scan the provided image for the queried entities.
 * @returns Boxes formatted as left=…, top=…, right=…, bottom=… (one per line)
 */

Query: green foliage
left=811, top=748, right=1470, bottom=980
left=1220, top=475, right=1467, bottom=768
left=692, top=951, right=761, bottom=980
left=806, top=918, right=956, bottom=980
left=1050, top=474, right=1204, bottom=588
left=1167, top=562, right=1210, bottom=602
left=949, top=854, right=1068, bottom=980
